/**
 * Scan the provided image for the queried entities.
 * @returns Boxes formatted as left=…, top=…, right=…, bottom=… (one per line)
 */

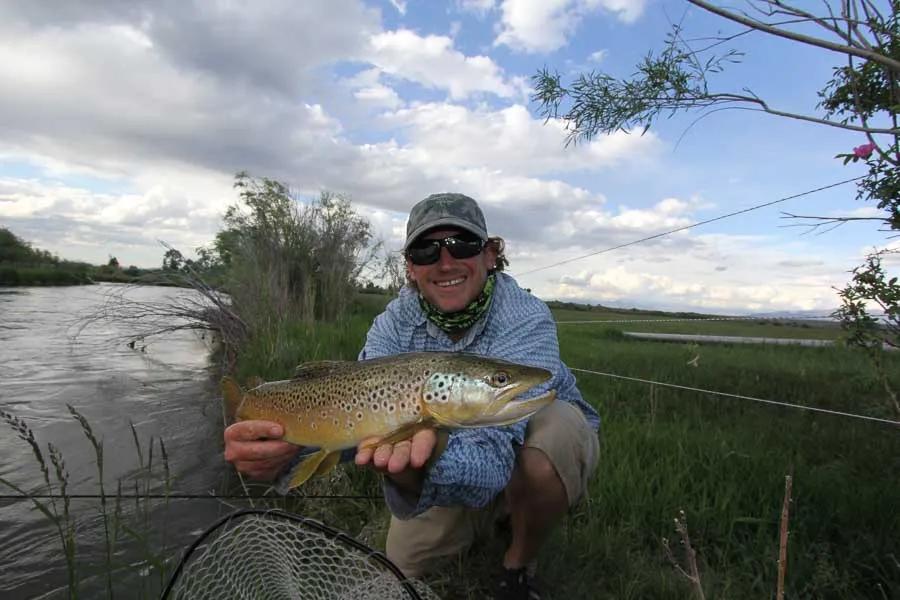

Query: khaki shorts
left=385, top=399, right=599, bottom=577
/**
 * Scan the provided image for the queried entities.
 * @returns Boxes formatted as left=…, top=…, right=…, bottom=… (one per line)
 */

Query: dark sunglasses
left=406, top=233, right=485, bottom=265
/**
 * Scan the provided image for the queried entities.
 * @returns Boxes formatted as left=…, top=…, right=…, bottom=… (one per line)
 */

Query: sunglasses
left=406, top=233, right=485, bottom=266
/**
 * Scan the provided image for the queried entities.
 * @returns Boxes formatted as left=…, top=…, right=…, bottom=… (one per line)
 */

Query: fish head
left=421, top=354, right=556, bottom=428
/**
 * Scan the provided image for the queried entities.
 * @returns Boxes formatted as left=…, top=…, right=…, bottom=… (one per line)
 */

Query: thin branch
left=686, top=0, right=900, bottom=72
left=776, top=474, right=793, bottom=600
left=706, top=92, right=900, bottom=133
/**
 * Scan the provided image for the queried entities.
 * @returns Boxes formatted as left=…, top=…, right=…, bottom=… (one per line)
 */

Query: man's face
left=407, top=228, right=498, bottom=313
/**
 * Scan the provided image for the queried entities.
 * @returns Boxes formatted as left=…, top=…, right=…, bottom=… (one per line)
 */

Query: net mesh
left=162, top=509, right=440, bottom=600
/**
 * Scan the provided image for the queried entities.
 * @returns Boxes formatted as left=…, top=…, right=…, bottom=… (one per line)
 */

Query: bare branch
left=686, top=0, right=900, bottom=72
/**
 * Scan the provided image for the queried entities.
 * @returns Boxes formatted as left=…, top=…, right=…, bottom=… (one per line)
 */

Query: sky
left=0, top=0, right=894, bottom=314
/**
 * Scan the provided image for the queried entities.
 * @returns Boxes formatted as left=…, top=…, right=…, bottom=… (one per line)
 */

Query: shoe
left=495, top=567, right=541, bottom=600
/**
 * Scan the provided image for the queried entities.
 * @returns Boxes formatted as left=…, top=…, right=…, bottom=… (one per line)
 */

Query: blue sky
left=0, top=0, right=892, bottom=313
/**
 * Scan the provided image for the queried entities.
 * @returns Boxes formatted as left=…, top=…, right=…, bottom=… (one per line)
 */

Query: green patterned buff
left=419, top=273, right=496, bottom=334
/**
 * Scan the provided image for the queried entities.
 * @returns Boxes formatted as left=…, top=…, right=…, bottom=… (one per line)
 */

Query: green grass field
left=239, top=295, right=899, bottom=599
left=551, top=307, right=844, bottom=341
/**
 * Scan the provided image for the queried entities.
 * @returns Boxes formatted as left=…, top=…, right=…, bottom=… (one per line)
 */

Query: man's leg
left=503, top=400, right=600, bottom=570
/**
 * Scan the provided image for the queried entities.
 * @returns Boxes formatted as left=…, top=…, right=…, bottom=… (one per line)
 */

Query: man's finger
left=355, top=445, right=374, bottom=466
left=225, top=420, right=284, bottom=442
left=373, top=443, right=393, bottom=469
left=409, top=429, right=437, bottom=468
left=387, top=440, right=412, bottom=474
left=225, top=439, right=295, bottom=463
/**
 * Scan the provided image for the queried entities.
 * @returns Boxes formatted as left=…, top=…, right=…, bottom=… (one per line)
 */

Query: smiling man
left=224, top=193, right=600, bottom=600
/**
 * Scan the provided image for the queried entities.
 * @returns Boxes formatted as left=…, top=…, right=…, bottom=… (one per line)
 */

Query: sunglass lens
left=446, top=240, right=482, bottom=259
left=407, top=243, right=440, bottom=265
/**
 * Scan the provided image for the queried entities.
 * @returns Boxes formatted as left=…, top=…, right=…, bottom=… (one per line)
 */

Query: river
left=0, top=284, right=232, bottom=598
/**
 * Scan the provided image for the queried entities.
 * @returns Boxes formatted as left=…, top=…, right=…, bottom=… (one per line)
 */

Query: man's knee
left=508, top=447, right=567, bottom=508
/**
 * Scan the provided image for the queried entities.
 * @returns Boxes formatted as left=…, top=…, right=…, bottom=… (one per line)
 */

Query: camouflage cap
left=404, top=193, right=488, bottom=250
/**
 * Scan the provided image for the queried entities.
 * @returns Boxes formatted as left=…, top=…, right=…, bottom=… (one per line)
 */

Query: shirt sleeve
left=359, top=305, right=404, bottom=361
left=385, top=308, right=569, bottom=519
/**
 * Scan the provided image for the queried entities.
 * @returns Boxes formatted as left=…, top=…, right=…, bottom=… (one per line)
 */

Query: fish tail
left=220, top=376, right=244, bottom=423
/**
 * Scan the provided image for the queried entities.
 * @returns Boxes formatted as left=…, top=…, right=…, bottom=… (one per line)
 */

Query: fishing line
left=555, top=315, right=843, bottom=324
left=514, top=176, right=864, bottom=278
left=0, top=493, right=381, bottom=500
left=570, top=366, right=900, bottom=426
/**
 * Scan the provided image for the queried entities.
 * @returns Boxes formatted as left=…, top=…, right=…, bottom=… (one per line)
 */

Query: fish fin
left=293, top=360, right=347, bottom=379
left=359, top=419, right=435, bottom=450
left=220, top=376, right=244, bottom=423
left=314, top=450, right=342, bottom=476
left=245, top=375, right=265, bottom=389
left=275, top=449, right=330, bottom=493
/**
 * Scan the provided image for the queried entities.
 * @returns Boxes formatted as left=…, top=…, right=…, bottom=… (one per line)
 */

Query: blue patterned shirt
left=359, top=272, right=600, bottom=519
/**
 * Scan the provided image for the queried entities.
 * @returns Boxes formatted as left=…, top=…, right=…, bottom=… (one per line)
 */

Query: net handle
left=159, top=507, right=424, bottom=600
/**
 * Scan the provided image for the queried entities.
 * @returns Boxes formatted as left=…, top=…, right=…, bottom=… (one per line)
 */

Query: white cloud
left=0, top=174, right=229, bottom=266
left=538, top=234, right=849, bottom=312
left=588, top=49, right=608, bottom=63
left=368, top=29, right=516, bottom=99
left=382, top=102, right=660, bottom=175
left=389, top=0, right=407, bottom=15
left=495, top=0, right=647, bottom=53
left=458, top=0, right=496, bottom=15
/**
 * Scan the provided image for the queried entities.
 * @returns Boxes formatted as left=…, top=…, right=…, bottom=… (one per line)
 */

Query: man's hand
left=223, top=420, right=299, bottom=481
left=355, top=428, right=439, bottom=495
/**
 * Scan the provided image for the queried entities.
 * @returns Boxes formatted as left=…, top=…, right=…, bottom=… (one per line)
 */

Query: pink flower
left=853, top=142, right=877, bottom=159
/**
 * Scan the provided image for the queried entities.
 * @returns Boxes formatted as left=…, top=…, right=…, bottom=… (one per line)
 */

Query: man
left=224, top=193, right=600, bottom=600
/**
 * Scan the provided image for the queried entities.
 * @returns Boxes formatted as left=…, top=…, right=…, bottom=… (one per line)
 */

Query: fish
left=221, top=351, right=556, bottom=491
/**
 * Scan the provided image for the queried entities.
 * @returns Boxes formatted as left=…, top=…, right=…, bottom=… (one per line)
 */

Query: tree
left=162, top=247, right=184, bottom=271
left=107, top=256, right=120, bottom=269
left=532, top=0, right=899, bottom=414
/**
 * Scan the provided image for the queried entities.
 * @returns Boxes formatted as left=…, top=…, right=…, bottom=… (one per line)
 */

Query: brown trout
left=222, top=352, right=556, bottom=490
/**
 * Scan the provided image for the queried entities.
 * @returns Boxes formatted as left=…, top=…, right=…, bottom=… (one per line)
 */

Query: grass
left=225, top=294, right=899, bottom=599
left=551, top=306, right=844, bottom=340
left=5, top=292, right=898, bottom=599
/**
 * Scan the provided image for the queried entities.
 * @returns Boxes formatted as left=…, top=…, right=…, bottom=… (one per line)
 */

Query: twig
left=776, top=474, right=793, bottom=600
left=663, top=509, right=705, bottom=600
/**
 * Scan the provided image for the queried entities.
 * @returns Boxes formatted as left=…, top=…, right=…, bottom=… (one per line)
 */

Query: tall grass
left=1, top=406, right=175, bottom=598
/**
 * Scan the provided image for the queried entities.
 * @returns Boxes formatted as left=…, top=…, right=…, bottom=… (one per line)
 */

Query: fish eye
left=491, top=372, right=509, bottom=386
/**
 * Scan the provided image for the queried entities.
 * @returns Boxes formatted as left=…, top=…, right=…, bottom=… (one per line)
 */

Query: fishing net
left=161, top=508, right=440, bottom=600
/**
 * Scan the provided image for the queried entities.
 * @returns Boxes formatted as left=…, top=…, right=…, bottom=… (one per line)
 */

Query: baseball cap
left=404, top=193, right=488, bottom=250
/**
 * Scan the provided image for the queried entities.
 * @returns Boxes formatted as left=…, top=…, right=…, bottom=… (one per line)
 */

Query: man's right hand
left=355, top=428, right=442, bottom=496
left=223, top=420, right=299, bottom=481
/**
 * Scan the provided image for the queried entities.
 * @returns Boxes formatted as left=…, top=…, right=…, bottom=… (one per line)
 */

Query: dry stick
left=777, top=475, right=793, bottom=600
left=663, top=510, right=705, bottom=600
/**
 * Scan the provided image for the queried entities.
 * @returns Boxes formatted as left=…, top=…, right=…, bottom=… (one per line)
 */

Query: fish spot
left=356, top=412, right=363, bottom=420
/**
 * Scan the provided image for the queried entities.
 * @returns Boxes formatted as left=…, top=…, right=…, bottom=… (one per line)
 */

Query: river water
left=0, top=284, right=233, bottom=598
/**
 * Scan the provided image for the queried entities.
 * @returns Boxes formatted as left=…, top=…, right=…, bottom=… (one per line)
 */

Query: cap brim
left=404, top=218, right=488, bottom=250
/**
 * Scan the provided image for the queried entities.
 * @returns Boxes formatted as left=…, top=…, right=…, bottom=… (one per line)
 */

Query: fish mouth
left=449, top=387, right=557, bottom=428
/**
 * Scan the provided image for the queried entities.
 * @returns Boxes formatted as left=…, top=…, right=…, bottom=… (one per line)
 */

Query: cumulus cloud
left=368, top=29, right=517, bottom=99
left=0, top=175, right=227, bottom=265
left=381, top=102, right=660, bottom=175
left=495, top=0, right=647, bottom=53
left=527, top=233, right=848, bottom=312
